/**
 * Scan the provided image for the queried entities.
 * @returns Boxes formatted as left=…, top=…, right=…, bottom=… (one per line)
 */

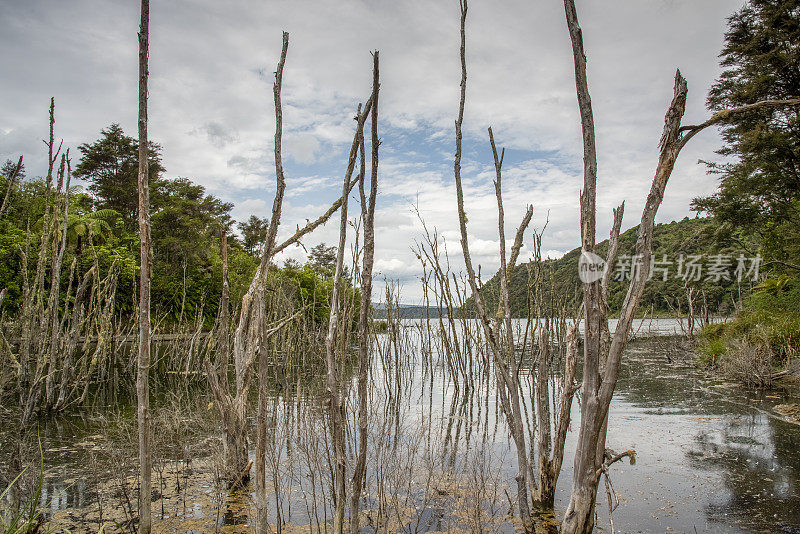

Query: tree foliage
left=476, top=217, right=751, bottom=318
left=692, top=0, right=800, bottom=268
left=73, top=123, right=165, bottom=228
left=0, top=125, right=357, bottom=327
left=237, top=215, right=269, bottom=255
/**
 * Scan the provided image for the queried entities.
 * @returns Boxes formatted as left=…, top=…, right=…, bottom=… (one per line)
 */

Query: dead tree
left=325, top=123, right=352, bottom=534
left=198, top=34, right=380, bottom=534
left=254, top=31, right=290, bottom=534
left=44, top=154, right=72, bottom=409
left=527, top=224, right=583, bottom=510
left=18, top=99, right=60, bottom=424
left=323, top=82, right=377, bottom=534
left=0, top=155, right=23, bottom=218
left=205, top=72, right=375, bottom=501
left=561, top=1, right=800, bottom=532
left=451, top=1, right=539, bottom=528
left=534, top=321, right=579, bottom=508
left=349, top=50, right=379, bottom=534
left=136, top=0, right=152, bottom=532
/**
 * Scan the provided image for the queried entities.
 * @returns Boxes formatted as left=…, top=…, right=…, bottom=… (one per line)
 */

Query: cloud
left=196, top=121, right=239, bottom=148
left=0, top=0, right=743, bottom=301
left=285, top=133, right=321, bottom=165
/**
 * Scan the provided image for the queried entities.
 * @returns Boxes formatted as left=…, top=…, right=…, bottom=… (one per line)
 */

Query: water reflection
left=1, top=321, right=799, bottom=533
left=605, top=336, right=800, bottom=533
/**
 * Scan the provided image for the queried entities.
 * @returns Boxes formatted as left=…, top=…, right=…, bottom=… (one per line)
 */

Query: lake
left=1, top=318, right=798, bottom=533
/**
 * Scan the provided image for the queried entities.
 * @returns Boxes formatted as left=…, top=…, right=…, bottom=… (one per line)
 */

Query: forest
left=0, top=0, right=799, bottom=533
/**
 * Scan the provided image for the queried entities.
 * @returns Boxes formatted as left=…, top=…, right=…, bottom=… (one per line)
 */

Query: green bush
left=697, top=277, right=799, bottom=383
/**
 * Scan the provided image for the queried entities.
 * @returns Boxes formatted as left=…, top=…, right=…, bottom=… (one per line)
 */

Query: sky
left=0, top=0, right=744, bottom=303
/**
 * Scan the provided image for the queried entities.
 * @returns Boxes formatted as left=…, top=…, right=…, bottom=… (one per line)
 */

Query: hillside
left=473, top=216, right=753, bottom=318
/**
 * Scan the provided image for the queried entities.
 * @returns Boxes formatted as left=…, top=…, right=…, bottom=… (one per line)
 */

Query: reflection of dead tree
left=561, top=2, right=800, bottom=532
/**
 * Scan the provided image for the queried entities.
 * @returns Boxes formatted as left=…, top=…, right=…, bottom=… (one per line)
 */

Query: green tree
left=150, top=177, right=233, bottom=320
left=1, top=159, right=25, bottom=180
left=692, top=0, right=800, bottom=269
left=309, top=243, right=337, bottom=274
left=152, top=177, right=232, bottom=266
left=73, top=123, right=164, bottom=229
left=237, top=215, right=269, bottom=255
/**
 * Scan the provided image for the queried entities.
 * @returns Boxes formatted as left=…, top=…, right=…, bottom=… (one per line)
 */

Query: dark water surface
left=582, top=341, right=800, bottom=533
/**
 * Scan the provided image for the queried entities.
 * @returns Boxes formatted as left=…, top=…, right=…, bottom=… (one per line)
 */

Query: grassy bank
left=697, top=276, right=799, bottom=387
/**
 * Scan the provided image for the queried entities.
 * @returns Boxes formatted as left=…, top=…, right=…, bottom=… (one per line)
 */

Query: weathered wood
left=45, top=154, right=71, bottom=409
left=350, top=50, right=379, bottom=534
left=489, top=126, right=536, bottom=527
left=601, top=203, right=625, bottom=301
left=325, top=99, right=354, bottom=534
left=451, top=3, right=535, bottom=527
left=561, top=2, right=604, bottom=527
left=136, top=0, right=152, bottom=531
left=559, top=3, right=799, bottom=530
left=19, top=99, right=60, bottom=424
left=0, top=155, right=23, bottom=218
left=255, top=31, right=289, bottom=534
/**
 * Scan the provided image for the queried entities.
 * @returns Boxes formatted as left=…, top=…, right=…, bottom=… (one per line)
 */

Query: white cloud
left=0, top=0, right=743, bottom=302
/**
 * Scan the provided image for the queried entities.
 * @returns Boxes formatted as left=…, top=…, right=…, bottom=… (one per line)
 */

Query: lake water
left=1, top=318, right=798, bottom=533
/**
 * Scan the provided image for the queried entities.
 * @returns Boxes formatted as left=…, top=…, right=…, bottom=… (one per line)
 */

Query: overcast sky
left=0, top=0, right=743, bottom=302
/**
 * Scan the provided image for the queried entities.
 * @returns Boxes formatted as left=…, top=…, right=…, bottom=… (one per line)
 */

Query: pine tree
left=692, top=0, right=800, bottom=267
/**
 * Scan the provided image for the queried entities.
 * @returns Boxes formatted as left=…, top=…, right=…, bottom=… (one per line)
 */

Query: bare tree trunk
left=205, top=231, right=249, bottom=484
left=0, top=155, right=23, bottom=219
left=540, top=322, right=579, bottom=506
left=219, top=232, right=230, bottom=393
left=349, top=50, right=379, bottom=534
left=20, top=99, right=59, bottom=424
left=205, top=47, right=375, bottom=496
left=450, top=2, right=536, bottom=527
left=326, top=131, right=352, bottom=534
left=489, top=128, right=536, bottom=527
left=45, top=155, right=71, bottom=409
left=323, top=96, right=374, bottom=534
left=534, top=318, right=554, bottom=507
left=255, top=31, right=290, bottom=534
left=136, top=0, right=152, bottom=532
left=558, top=3, right=798, bottom=531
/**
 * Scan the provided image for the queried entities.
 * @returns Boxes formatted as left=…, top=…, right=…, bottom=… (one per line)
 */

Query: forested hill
left=473, top=216, right=753, bottom=318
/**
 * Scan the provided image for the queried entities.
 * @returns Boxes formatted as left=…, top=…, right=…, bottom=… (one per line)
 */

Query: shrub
left=696, top=276, right=799, bottom=386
